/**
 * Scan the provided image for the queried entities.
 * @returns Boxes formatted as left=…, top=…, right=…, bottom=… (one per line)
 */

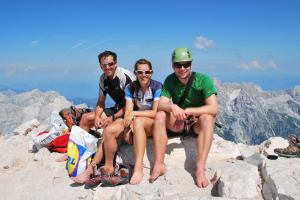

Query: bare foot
left=195, top=167, right=209, bottom=188
left=71, top=166, right=93, bottom=184
left=130, top=170, right=143, bottom=185
left=55, top=154, right=68, bottom=162
left=149, top=163, right=166, bottom=183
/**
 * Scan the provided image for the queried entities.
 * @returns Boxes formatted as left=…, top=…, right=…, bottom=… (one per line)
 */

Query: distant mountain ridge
left=0, top=89, right=71, bottom=135
left=1, top=82, right=299, bottom=144
left=215, top=80, right=300, bottom=144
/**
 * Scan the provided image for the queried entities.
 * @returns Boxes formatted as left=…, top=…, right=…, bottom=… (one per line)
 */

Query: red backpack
left=46, top=132, right=70, bottom=153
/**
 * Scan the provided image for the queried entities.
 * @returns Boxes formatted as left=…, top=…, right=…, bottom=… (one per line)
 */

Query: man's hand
left=124, top=111, right=134, bottom=128
left=102, top=116, right=114, bottom=128
left=171, top=104, right=187, bottom=121
left=94, top=116, right=104, bottom=129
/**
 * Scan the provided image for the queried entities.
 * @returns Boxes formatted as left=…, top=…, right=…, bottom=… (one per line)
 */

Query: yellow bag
left=67, top=126, right=98, bottom=177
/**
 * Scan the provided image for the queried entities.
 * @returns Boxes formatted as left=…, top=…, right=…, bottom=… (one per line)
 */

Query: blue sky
left=0, top=0, right=299, bottom=98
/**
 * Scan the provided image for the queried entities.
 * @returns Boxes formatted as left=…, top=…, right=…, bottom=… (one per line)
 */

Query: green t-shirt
left=161, top=72, right=217, bottom=109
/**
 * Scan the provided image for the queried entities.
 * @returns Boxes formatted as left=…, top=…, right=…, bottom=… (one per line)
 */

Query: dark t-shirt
left=98, top=67, right=135, bottom=107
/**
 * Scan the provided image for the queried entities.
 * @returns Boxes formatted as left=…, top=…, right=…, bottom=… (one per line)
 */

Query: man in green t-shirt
left=149, top=48, right=218, bottom=188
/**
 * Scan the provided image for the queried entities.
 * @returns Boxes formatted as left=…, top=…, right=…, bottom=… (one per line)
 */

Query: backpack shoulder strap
left=177, top=72, right=195, bottom=107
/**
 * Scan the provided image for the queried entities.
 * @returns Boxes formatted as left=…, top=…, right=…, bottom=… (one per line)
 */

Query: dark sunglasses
left=101, top=62, right=115, bottom=68
left=174, top=62, right=191, bottom=69
left=135, top=70, right=153, bottom=75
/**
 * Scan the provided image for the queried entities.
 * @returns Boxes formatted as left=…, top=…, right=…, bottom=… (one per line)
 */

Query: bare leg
left=193, top=114, right=215, bottom=188
left=71, top=111, right=108, bottom=183
left=149, top=111, right=169, bottom=182
left=103, top=119, right=125, bottom=174
left=130, top=117, right=154, bottom=185
left=55, top=154, right=68, bottom=162
left=79, top=112, right=96, bottom=132
left=71, top=139, right=104, bottom=183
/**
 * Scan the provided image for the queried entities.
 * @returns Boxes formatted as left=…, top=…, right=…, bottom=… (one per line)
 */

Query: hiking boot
left=85, top=164, right=120, bottom=188
left=101, top=169, right=129, bottom=187
left=101, top=164, right=130, bottom=187
left=274, top=134, right=300, bottom=158
left=85, top=175, right=102, bottom=188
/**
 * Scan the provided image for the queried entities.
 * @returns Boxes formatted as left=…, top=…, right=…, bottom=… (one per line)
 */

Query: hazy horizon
left=1, top=0, right=299, bottom=98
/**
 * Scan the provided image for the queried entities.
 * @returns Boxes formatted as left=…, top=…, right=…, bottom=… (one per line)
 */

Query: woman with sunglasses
left=101, top=58, right=162, bottom=185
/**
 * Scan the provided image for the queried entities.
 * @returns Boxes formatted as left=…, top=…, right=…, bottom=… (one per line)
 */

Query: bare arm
left=124, top=99, right=134, bottom=127
left=133, top=99, right=159, bottom=118
left=158, top=96, right=187, bottom=121
left=102, top=105, right=125, bottom=127
left=94, top=95, right=105, bottom=128
left=184, top=94, right=218, bottom=117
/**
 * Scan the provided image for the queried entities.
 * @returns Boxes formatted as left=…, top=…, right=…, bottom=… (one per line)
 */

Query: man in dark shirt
left=80, top=50, right=135, bottom=131
left=72, top=50, right=135, bottom=184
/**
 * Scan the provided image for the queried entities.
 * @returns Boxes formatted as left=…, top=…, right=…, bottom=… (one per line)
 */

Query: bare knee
left=103, top=122, right=124, bottom=140
left=103, top=125, right=117, bottom=140
left=195, top=114, right=215, bottom=132
left=79, top=112, right=94, bottom=127
left=155, top=111, right=167, bottom=124
left=133, top=117, right=143, bottom=128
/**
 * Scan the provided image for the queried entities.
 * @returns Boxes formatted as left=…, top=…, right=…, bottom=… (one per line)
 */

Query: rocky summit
left=0, top=89, right=71, bottom=135
left=0, top=88, right=299, bottom=200
left=1, top=119, right=299, bottom=200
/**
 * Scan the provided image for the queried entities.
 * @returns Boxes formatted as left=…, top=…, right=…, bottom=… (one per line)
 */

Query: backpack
left=47, top=132, right=70, bottom=153
left=59, top=106, right=91, bottom=130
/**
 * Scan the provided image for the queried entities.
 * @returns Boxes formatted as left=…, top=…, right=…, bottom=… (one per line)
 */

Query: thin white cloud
left=238, top=59, right=277, bottom=70
left=195, top=35, right=215, bottom=50
left=5, top=68, right=17, bottom=76
left=31, top=40, right=39, bottom=47
left=23, top=66, right=34, bottom=72
left=82, top=39, right=109, bottom=52
left=2, top=65, right=35, bottom=76
left=70, top=40, right=87, bottom=50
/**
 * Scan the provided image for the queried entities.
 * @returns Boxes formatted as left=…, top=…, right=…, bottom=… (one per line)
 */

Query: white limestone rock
left=245, top=153, right=266, bottom=168
left=212, top=160, right=263, bottom=200
left=208, top=136, right=241, bottom=162
left=2, top=114, right=300, bottom=200
left=262, top=157, right=300, bottom=200
left=237, top=142, right=259, bottom=158
left=0, top=89, right=71, bottom=135
left=118, top=134, right=242, bottom=173
left=13, top=118, right=40, bottom=135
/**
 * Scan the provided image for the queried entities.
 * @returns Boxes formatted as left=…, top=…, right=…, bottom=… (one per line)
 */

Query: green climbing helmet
left=172, top=48, right=193, bottom=63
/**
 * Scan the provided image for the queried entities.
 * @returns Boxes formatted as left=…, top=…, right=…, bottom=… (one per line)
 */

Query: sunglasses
left=135, top=70, right=153, bottom=75
left=101, top=62, right=115, bottom=68
left=174, top=62, right=191, bottom=69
